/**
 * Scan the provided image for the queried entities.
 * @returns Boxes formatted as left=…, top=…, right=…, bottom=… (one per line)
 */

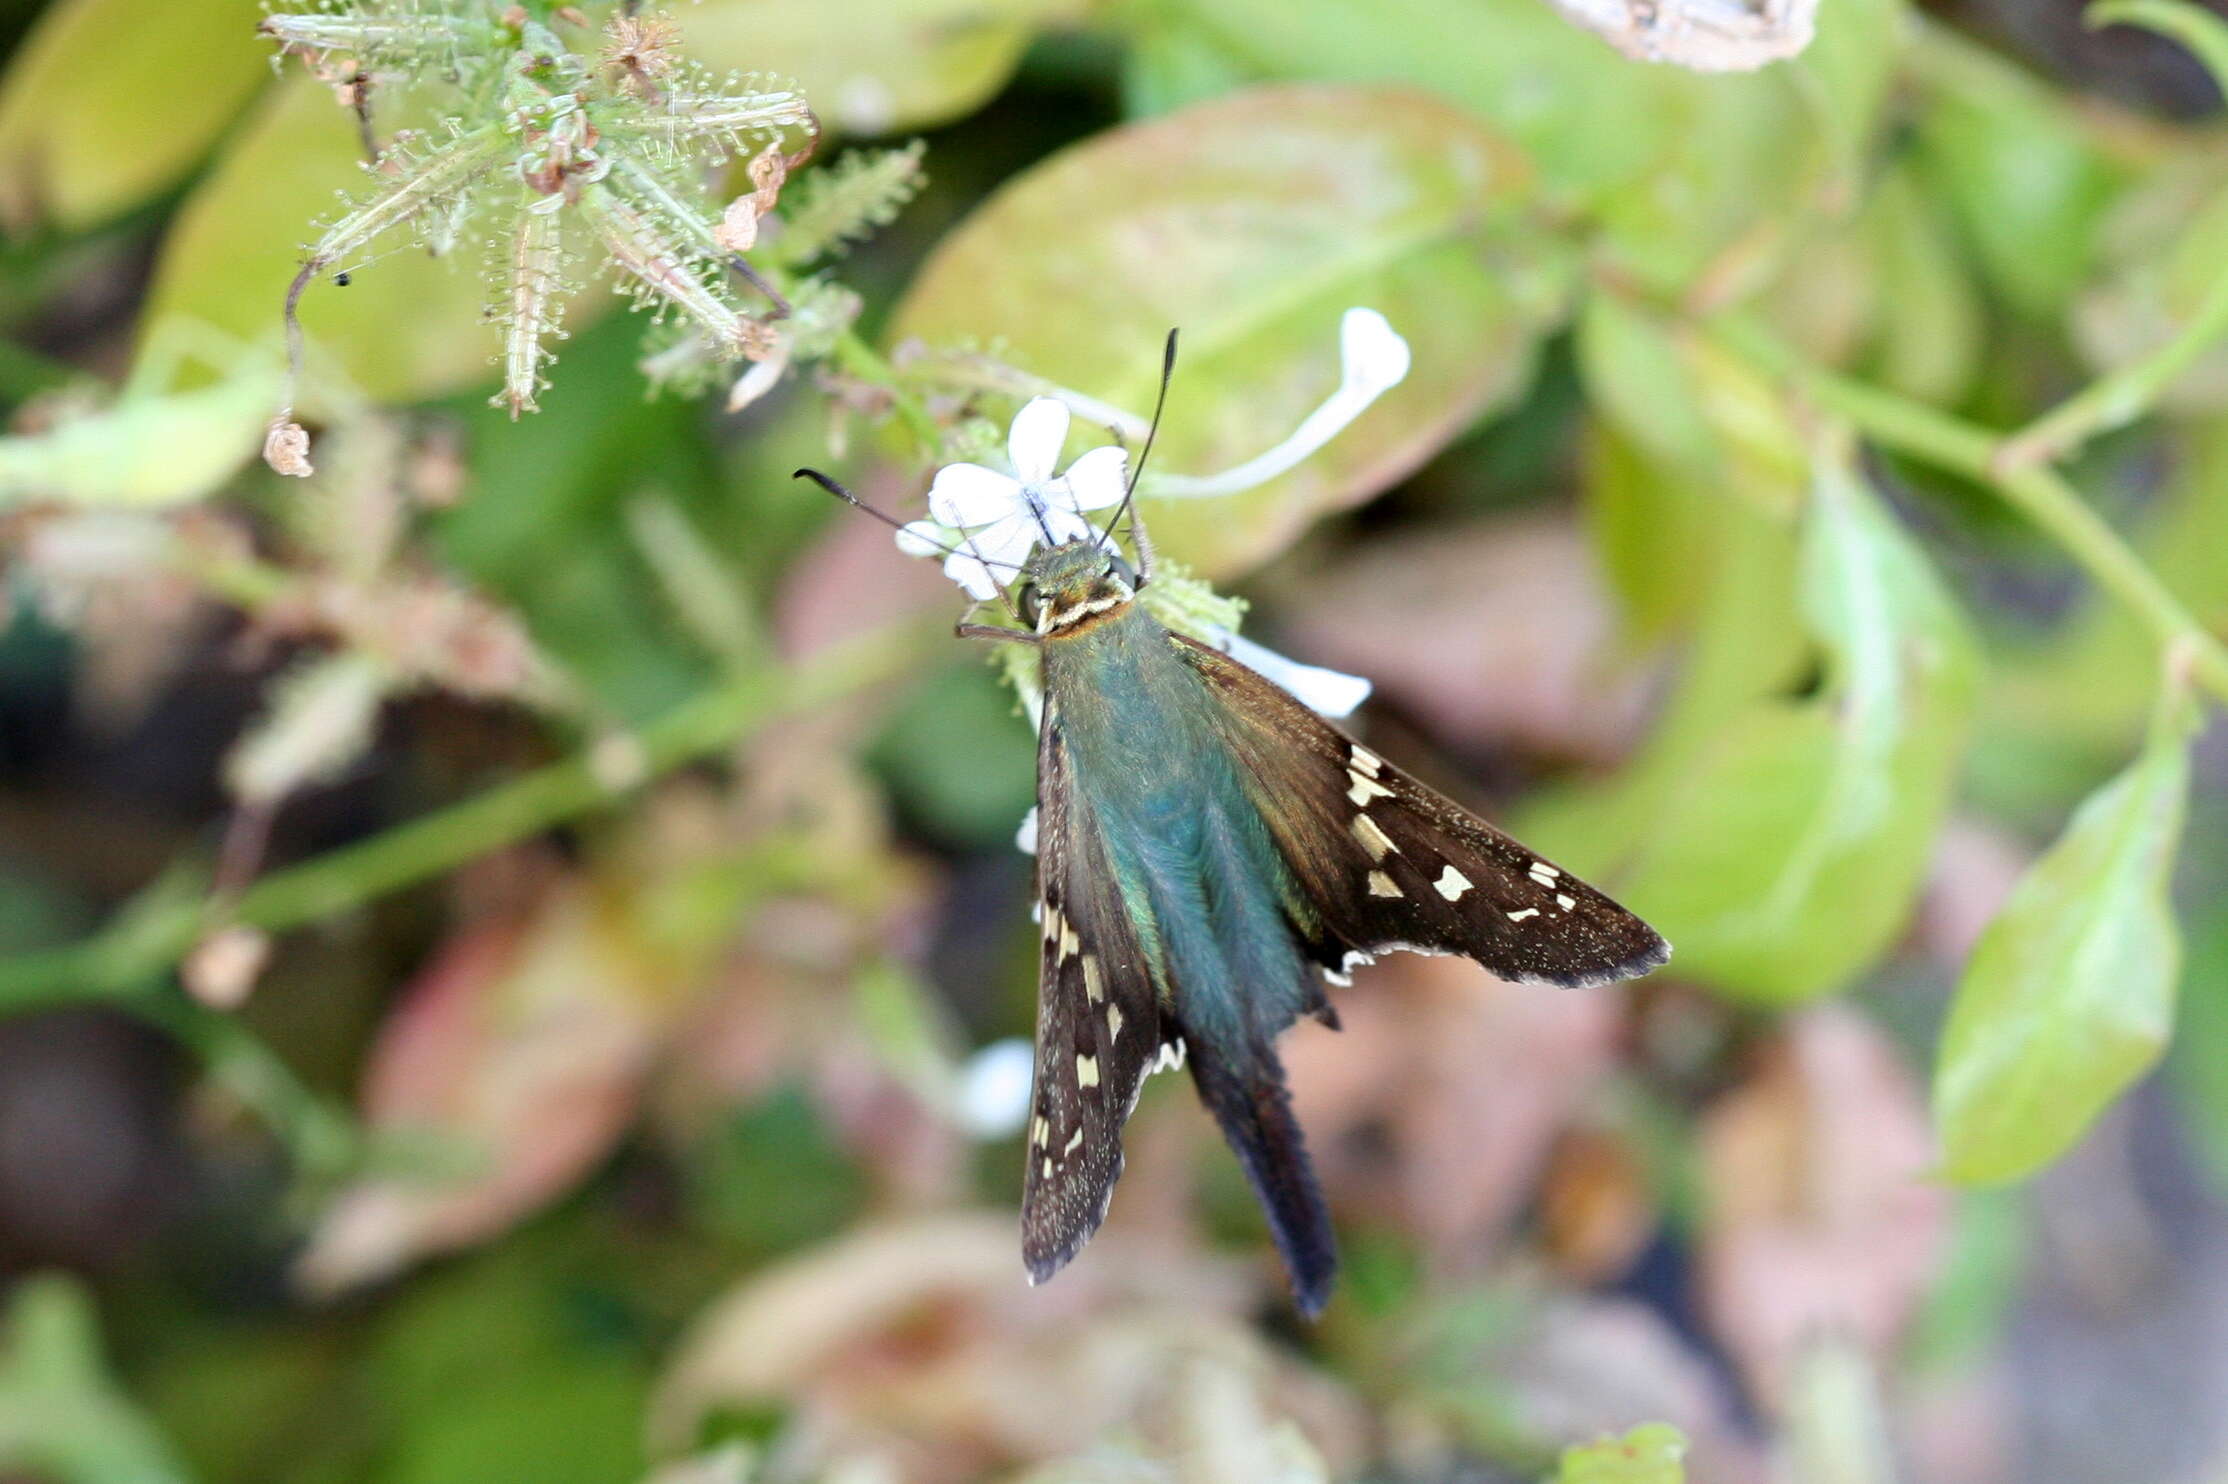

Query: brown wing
left=1174, top=634, right=1669, bottom=989
left=1019, top=706, right=1175, bottom=1286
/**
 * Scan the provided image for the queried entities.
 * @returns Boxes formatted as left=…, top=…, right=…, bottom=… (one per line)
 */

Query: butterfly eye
left=1105, top=554, right=1136, bottom=587
left=1017, top=585, right=1043, bottom=626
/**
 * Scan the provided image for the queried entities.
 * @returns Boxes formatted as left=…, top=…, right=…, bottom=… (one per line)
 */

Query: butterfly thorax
left=1021, top=540, right=1137, bottom=636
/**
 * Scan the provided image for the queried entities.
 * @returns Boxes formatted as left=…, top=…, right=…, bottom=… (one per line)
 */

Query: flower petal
left=968, top=513, right=1039, bottom=570
left=943, top=549, right=1004, bottom=601
left=929, top=463, right=1021, bottom=528
left=955, top=1037, right=1036, bottom=1139
left=1007, top=397, right=1070, bottom=484
left=1036, top=494, right=1094, bottom=546
left=1061, top=444, right=1130, bottom=511
left=1208, top=627, right=1373, bottom=717
left=894, top=520, right=946, bottom=558
left=1338, top=306, right=1412, bottom=397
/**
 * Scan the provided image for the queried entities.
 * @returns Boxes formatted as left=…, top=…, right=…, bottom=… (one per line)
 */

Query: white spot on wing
left=1434, top=865, right=1473, bottom=900
left=1076, top=1054, right=1100, bottom=1088
left=1367, top=870, right=1401, bottom=898
left=1507, top=906, right=1541, bottom=922
left=1351, top=813, right=1398, bottom=859
left=1349, top=746, right=1383, bottom=776
left=1347, top=770, right=1393, bottom=805
left=1106, top=1002, right=1123, bottom=1041
left=1557, top=893, right=1577, bottom=911
left=1062, top=1127, right=1083, bottom=1156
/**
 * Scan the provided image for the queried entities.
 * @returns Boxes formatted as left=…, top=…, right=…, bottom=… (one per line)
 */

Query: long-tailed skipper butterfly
left=799, top=333, right=1668, bottom=1317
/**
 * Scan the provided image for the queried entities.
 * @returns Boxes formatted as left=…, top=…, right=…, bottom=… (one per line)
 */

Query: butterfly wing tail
left=1185, top=1032, right=1337, bottom=1318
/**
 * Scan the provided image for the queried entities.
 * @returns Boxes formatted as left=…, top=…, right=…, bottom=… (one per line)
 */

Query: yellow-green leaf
left=1934, top=679, right=2197, bottom=1186
left=137, top=75, right=500, bottom=407
left=1554, top=1424, right=1687, bottom=1484
left=1555, top=448, right=1979, bottom=1004
left=684, top=0, right=1061, bottom=136
left=890, top=84, right=1562, bottom=576
left=0, top=0, right=269, bottom=232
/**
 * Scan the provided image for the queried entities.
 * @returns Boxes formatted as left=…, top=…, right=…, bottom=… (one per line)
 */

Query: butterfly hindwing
left=1020, top=710, right=1169, bottom=1285
left=1173, top=634, right=1669, bottom=989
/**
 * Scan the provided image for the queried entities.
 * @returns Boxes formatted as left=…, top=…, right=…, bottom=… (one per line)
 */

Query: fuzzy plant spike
left=258, top=3, right=816, bottom=466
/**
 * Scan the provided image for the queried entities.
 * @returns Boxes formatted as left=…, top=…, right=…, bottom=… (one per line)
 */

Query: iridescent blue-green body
left=1009, top=538, right=1667, bottom=1317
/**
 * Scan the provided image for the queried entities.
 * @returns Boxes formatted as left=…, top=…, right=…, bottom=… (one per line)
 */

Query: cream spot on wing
left=1076, top=1054, right=1100, bottom=1088
left=1081, top=954, right=1104, bottom=1003
left=1063, top=1127, right=1083, bottom=1156
left=1367, top=870, right=1401, bottom=898
left=1058, top=922, right=1079, bottom=962
left=1041, top=1155, right=1053, bottom=1178
left=1349, top=745, right=1383, bottom=776
left=1434, top=865, right=1473, bottom=901
left=1347, top=770, right=1394, bottom=805
left=1106, top=1003, right=1123, bottom=1041
left=1507, top=906, right=1541, bottom=922
left=1351, top=813, right=1398, bottom=859
left=1528, top=862, right=1559, bottom=887
left=1557, top=893, right=1577, bottom=911
left=1031, top=1115, right=1048, bottom=1148
left=1042, top=906, right=1062, bottom=944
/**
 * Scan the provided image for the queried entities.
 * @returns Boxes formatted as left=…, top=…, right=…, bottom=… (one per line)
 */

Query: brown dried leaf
left=1698, top=1006, right=1949, bottom=1413
left=1275, top=515, right=1661, bottom=765
left=293, top=882, right=674, bottom=1295
left=650, top=1214, right=1366, bottom=1483
left=1283, top=952, right=1622, bottom=1271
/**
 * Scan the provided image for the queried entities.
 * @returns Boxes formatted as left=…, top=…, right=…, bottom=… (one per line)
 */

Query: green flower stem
left=1993, top=261, right=2228, bottom=475
left=831, top=329, right=943, bottom=454
left=0, top=623, right=932, bottom=1010
left=138, top=995, right=361, bottom=1178
left=1719, top=315, right=2228, bottom=705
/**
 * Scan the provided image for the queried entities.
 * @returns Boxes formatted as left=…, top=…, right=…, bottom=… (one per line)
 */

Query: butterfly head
left=1019, top=539, right=1138, bottom=636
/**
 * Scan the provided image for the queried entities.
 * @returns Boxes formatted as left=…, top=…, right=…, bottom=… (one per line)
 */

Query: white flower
left=1150, top=307, right=1411, bottom=499
left=954, top=1037, right=1036, bottom=1138
left=897, top=396, right=1128, bottom=601
left=1203, top=626, right=1371, bottom=718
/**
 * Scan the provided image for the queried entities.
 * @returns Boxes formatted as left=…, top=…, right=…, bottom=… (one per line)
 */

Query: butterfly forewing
left=1173, top=635, right=1669, bottom=989
left=1019, top=711, right=1169, bottom=1284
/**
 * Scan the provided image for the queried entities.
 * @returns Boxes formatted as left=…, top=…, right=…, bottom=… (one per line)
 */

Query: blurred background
left=5, top=0, right=2228, bottom=1479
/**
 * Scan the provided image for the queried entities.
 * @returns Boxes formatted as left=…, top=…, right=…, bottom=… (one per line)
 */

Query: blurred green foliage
left=5, top=0, right=2228, bottom=1479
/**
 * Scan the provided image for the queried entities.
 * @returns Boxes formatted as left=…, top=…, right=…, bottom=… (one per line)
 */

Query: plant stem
left=0, top=625, right=930, bottom=1010
left=1719, top=315, right=2228, bottom=704
left=832, top=329, right=943, bottom=454
left=1993, top=260, right=2228, bottom=475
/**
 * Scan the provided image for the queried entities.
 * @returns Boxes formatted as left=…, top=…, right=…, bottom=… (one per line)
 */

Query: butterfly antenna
left=794, top=468, right=1029, bottom=623
left=1096, top=328, right=1178, bottom=572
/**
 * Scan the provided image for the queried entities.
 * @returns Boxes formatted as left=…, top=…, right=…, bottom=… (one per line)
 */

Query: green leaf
left=0, top=0, right=269, bottom=232
left=1580, top=421, right=1715, bottom=645
left=1556, top=448, right=1979, bottom=1004
left=683, top=0, right=1057, bottom=136
left=0, top=346, right=276, bottom=508
left=1912, top=26, right=2126, bottom=318
left=890, top=84, right=1563, bottom=576
left=137, top=75, right=502, bottom=407
left=1131, top=0, right=1900, bottom=285
left=0, top=1274, right=192, bottom=1484
left=1854, top=162, right=1983, bottom=405
left=1553, top=1424, right=1687, bottom=1484
left=1934, top=678, right=2197, bottom=1186
left=2088, top=0, right=2228, bottom=98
